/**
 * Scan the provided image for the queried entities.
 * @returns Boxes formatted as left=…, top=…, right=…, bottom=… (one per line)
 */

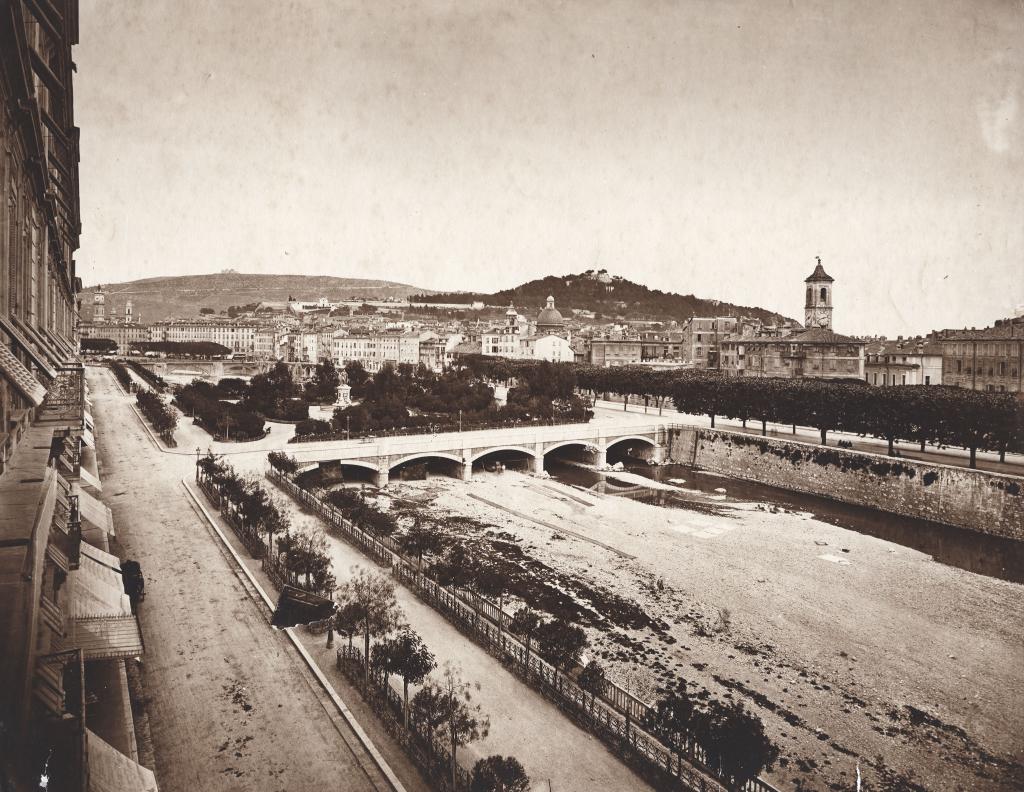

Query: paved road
left=88, top=367, right=393, bottom=792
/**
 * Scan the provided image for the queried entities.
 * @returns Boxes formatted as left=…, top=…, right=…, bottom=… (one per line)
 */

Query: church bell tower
left=804, top=257, right=834, bottom=329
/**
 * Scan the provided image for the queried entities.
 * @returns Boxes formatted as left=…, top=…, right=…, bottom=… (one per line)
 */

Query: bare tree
left=412, top=662, right=490, bottom=787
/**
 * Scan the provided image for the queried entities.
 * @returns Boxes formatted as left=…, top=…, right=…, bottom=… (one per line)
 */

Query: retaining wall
left=666, top=427, right=1024, bottom=541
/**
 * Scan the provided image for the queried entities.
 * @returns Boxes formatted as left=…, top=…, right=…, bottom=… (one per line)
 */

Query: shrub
left=295, top=418, right=332, bottom=436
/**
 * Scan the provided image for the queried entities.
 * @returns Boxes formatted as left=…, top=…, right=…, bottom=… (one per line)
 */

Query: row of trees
left=129, top=340, right=232, bottom=357
left=333, top=566, right=526, bottom=791
left=109, top=361, right=136, bottom=392
left=135, top=389, right=178, bottom=443
left=196, top=454, right=335, bottom=594
left=82, top=337, right=118, bottom=354
left=462, top=356, right=1023, bottom=467
left=123, top=359, right=168, bottom=391
left=174, top=380, right=267, bottom=441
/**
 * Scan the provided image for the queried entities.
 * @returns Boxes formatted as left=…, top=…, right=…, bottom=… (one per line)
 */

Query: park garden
left=292, top=360, right=593, bottom=441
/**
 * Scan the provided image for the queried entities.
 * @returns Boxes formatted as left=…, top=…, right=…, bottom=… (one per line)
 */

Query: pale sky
left=75, top=0, right=1022, bottom=336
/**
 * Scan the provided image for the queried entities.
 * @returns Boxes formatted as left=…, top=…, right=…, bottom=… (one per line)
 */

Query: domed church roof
left=536, top=295, right=565, bottom=327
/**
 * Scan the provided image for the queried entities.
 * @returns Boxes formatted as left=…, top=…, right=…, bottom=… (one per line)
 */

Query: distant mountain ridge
left=413, top=271, right=792, bottom=324
left=81, top=272, right=429, bottom=323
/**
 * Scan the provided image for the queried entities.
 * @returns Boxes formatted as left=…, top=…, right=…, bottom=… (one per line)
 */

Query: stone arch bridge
left=288, top=421, right=671, bottom=488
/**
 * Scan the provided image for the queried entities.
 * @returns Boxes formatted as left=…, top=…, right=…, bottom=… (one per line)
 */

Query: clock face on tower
left=806, top=308, right=831, bottom=328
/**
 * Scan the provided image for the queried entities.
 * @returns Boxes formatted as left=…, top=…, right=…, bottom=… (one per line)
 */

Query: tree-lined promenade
left=463, top=356, right=1024, bottom=468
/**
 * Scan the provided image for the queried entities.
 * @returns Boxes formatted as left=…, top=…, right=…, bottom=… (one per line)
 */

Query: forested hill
left=412, top=272, right=790, bottom=324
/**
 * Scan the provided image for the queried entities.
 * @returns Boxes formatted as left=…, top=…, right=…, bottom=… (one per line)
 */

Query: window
left=956, top=360, right=962, bottom=373
left=820, top=287, right=827, bottom=301
left=901, top=375, right=906, bottom=385
left=925, top=376, right=930, bottom=385
left=806, top=287, right=813, bottom=304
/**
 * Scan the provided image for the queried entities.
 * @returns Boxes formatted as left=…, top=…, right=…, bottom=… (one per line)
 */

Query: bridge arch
left=604, top=435, right=657, bottom=454
left=470, top=446, right=537, bottom=464
left=542, top=439, right=599, bottom=457
left=388, top=452, right=464, bottom=471
left=327, top=459, right=380, bottom=473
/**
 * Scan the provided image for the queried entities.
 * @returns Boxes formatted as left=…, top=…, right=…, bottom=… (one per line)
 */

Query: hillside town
left=82, top=263, right=1024, bottom=394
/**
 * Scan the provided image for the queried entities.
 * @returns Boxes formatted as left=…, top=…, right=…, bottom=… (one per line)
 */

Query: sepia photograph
left=1, top=1, right=1022, bottom=791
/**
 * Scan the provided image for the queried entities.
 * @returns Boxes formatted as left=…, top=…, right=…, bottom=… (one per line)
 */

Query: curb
left=181, top=479, right=407, bottom=792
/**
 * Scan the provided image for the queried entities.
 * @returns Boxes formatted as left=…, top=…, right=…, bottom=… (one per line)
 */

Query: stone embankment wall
left=666, top=427, right=1024, bottom=541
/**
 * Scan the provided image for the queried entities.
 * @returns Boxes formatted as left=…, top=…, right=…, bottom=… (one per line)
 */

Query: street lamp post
left=459, top=409, right=463, bottom=433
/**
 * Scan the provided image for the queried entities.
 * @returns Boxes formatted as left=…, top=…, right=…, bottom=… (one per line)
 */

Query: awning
left=66, top=616, right=143, bottom=660
left=79, top=425, right=96, bottom=448
left=40, top=595, right=65, bottom=635
left=33, top=657, right=65, bottom=717
left=0, top=316, right=57, bottom=379
left=86, top=729, right=159, bottom=792
left=78, top=463, right=103, bottom=493
left=68, top=549, right=132, bottom=619
left=76, top=486, right=115, bottom=538
left=11, top=314, right=63, bottom=371
left=47, top=541, right=71, bottom=573
left=271, top=585, right=336, bottom=628
left=0, top=342, right=46, bottom=405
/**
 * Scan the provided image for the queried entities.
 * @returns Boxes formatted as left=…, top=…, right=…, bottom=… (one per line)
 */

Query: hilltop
left=412, top=271, right=791, bottom=324
left=81, top=272, right=429, bottom=322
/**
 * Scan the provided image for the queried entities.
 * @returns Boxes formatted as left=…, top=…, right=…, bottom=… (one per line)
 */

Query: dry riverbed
left=367, top=470, right=1024, bottom=791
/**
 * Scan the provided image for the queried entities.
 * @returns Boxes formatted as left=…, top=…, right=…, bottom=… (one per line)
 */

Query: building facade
left=2, top=6, right=156, bottom=791
left=940, top=318, right=1024, bottom=392
left=864, top=337, right=943, bottom=386
left=1, top=0, right=82, bottom=465
left=682, top=317, right=740, bottom=368
left=589, top=338, right=642, bottom=367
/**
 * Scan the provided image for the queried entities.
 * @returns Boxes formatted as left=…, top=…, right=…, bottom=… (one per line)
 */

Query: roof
left=730, top=327, right=863, bottom=346
left=537, top=296, right=565, bottom=327
left=805, top=259, right=834, bottom=283
left=788, top=327, right=862, bottom=345
left=452, top=340, right=482, bottom=355
left=271, top=586, right=336, bottom=628
left=865, top=337, right=943, bottom=356
left=939, top=320, right=1024, bottom=341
